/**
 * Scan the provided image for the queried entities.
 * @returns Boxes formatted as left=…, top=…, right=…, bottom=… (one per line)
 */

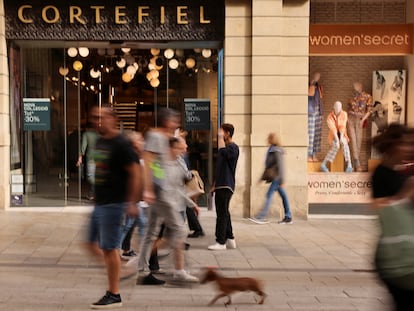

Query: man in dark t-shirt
left=86, top=105, right=141, bottom=309
left=208, top=123, right=239, bottom=251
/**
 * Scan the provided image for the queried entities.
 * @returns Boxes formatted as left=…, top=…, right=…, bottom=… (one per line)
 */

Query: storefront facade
left=1, top=0, right=413, bottom=219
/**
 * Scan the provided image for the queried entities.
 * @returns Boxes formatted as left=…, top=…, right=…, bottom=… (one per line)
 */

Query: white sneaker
left=248, top=217, right=270, bottom=225
left=226, top=238, right=237, bottom=249
left=208, top=243, right=227, bottom=250
left=173, top=270, right=199, bottom=283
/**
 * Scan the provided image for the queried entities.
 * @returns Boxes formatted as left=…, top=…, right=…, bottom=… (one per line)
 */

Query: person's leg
left=214, top=189, right=229, bottom=245
left=313, top=113, right=322, bottom=160
left=255, top=181, right=278, bottom=220
left=121, top=217, right=137, bottom=252
left=277, top=185, right=291, bottom=219
left=223, top=189, right=234, bottom=241
left=103, top=249, right=121, bottom=294
left=308, top=113, right=316, bottom=160
left=186, top=206, right=204, bottom=235
left=341, top=141, right=353, bottom=172
left=348, top=117, right=358, bottom=164
left=355, top=120, right=363, bottom=169
left=320, top=143, right=339, bottom=172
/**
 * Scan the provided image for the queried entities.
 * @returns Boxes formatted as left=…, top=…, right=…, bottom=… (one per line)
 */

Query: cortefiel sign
left=4, top=0, right=224, bottom=42
left=23, top=98, right=51, bottom=131
left=308, top=173, right=372, bottom=204
left=184, top=98, right=210, bottom=130
left=309, top=24, right=413, bottom=55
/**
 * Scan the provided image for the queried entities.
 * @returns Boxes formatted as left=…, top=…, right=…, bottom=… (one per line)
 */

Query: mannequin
left=308, top=72, right=323, bottom=162
left=320, top=101, right=353, bottom=173
left=347, top=82, right=373, bottom=172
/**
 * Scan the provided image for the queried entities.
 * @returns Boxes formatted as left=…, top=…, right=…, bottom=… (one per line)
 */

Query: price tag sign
left=184, top=98, right=210, bottom=130
left=23, top=98, right=51, bottom=131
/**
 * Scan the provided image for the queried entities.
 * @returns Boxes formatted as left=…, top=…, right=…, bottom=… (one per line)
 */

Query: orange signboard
left=309, top=24, right=413, bottom=55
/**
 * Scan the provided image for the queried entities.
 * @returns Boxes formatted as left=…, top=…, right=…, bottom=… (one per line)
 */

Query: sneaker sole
left=248, top=218, right=270, bottom=224
left=90, top=302, right=122, bottom=309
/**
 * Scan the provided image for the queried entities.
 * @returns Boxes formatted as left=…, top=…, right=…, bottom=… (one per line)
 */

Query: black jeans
left=186, top=206, right=203, bottom=233
left=214, top=188, right=234, bottom=245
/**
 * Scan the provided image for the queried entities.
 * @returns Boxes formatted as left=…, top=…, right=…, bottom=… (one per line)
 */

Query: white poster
left=371, top=70, right=406, bottom=158
left=308, top=173, right=372, bottom=204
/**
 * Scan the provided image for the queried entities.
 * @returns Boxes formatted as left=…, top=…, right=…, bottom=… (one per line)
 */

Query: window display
left=307, top=72, right=323, bottom=162
left=320, top=101, right=353, bottom=173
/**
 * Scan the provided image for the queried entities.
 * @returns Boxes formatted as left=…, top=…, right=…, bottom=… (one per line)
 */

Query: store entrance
left=10, top=44, right=221, bottom=207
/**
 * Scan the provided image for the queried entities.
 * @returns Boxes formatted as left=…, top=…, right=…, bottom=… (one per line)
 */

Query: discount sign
left=184, top=98, right=210, bottom=130
left=23, top=98, right=51, bottom=131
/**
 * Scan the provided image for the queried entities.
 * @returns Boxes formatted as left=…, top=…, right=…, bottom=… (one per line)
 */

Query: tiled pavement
left=0, top=207, right=393, bottom=310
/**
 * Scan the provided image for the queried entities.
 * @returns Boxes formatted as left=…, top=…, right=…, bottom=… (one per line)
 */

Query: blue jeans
left=255, top=180, right=291, bottom=220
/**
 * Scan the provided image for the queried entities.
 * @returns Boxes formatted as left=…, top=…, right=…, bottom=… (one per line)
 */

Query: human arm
left=218, top=128, right=225, bottom=149
left=142, top=150, right=156, bottom=204
left=125, top=162, right=142, bottom=217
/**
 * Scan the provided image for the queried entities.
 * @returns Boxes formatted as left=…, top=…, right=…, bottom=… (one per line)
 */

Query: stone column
left=224, top=0, right=253, bottom=217
left=0, top=0, right=10, bottom=210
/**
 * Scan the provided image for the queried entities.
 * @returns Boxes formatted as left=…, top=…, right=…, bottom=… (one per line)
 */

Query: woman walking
left=250, top=132, right=292, bottom=224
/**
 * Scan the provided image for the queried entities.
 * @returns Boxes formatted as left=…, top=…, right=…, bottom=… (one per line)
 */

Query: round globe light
left=150, top=48, right=160, bottom=56
left=148, top=63, right=156, bottom=71
left=97, top=48, right=106, bottom=56
left=169, top=59, right=179, bottom=70
left=89, top=68, right=101, bottom=79
left=73, top=60, right=83, bottom=71
left=202, top=49, right=212, bottom=58
left=116, top=58, right=126, bottom=68
left=164, top=48, right=174, bottom=59
left=175, top=49, right=184, bottom=57
left=59, top=66, right=69, bottom=76
left=78, top=47, right=90, bottom=57
left=122, top=72, right=133, bottom=83
left=121, top=48, right=131, bottom=54
left=185, top=57, right=196, bottom=69
left=150, top=78, right=160, bottom=88
left=67, top=47, right=78, bottom=57
left=150, top=69, right=159, bottom=79
left=126, top=65, right=137, bottom=75
left=106, top=48, right=115, bottom=56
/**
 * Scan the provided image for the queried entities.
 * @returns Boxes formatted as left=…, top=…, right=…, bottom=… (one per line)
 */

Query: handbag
left=261, top=166, right=278, bottom=183
left=375, top=199, right=414, bottom=289
left=261, top=152, right=278, bottom=183
left=185, top=170, right=205, bottom=197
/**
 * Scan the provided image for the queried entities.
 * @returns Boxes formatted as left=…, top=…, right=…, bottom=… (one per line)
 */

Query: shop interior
left=9, top=44, right=221, bottom=206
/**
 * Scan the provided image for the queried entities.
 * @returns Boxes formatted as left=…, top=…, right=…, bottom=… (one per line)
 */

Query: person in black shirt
left=208, top=123, right=239, bottom=251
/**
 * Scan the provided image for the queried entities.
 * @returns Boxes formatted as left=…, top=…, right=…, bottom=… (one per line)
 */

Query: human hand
left=193, top=204, right=200, bottom=216
left=143, top=189, right=156, bottom=204
left=126, top=202, right=139, bottom=217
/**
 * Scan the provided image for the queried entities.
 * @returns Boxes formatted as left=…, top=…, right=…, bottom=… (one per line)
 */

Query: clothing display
left=308, top=73, right=323, bottom=161
left=347, top=82, right=373, bottom=171
left=320, top=101, right=352, bottom=173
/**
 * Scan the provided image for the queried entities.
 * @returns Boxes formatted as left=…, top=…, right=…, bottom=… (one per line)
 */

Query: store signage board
left=308, top=173, right=372, bottom=204
left=4, top=0, right=225, bottom=42
left=184, top=98, right=210, bottom=130
left=23, top=98, right=51, bottom=131
left=310, top=24, right=413, bottom=55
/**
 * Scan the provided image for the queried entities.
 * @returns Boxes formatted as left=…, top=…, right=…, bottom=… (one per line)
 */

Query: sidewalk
left=0, top=208, right=392, bottom=310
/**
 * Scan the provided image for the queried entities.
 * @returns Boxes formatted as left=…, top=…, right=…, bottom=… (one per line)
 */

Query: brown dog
left=200, top=268, right=267, bottom=306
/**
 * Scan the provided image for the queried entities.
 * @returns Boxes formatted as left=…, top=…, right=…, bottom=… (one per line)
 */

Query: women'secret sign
left=309, top=24, right=413, bottom=55
left=308, top=173, right=372, bottom=204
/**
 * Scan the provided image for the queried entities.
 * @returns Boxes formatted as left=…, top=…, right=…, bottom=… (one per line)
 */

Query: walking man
left=208, top=123, right=239, bottom=250
left=86, top=104, right=141, bottom=309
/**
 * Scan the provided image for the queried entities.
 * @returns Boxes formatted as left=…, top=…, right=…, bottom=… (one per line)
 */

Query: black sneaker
left=121, top=249, right=137, bottom=261
left=137, top=273, right=166, bottom=285
left=278, top=217, right=293, bottom=224
left=187, top=231, right=205, bottom=238
left=90, top=291, right=122, bottom=309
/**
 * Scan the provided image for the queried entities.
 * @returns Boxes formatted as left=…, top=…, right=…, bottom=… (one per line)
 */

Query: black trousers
left=214, top=188, right=234, bottom=245
left=186, top=206, right=203, bottom=233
